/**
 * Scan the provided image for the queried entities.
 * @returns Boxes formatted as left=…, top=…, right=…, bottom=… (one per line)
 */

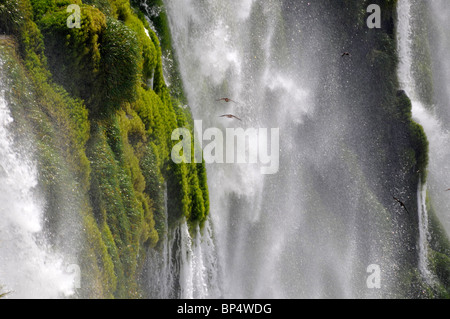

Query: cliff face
left=279, top=0, right=422, bottom=295
left=0, top=0, right=208, bottom=298
left=281, top=0, right=450, bottom=297
left=0, top=0, right=449, bottom=299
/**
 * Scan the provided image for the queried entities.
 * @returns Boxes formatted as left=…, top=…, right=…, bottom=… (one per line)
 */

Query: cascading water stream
left=0, top=58, right=76, bottom=298
left=396, top=0, right=431, bottom=283
left=146, top=184, right=220, bottom=299
left=417, top=179, right=433, bottom=283
left=146, top=218, right=220, bottom=299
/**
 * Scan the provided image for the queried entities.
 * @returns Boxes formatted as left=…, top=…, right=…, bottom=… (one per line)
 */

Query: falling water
left=397, top=0, right=414, bottom=95
left=425, top=0, right=450, bottom=236
left=397, top=0, right=450, bottom=284
left=146, top=218, right=220, bottom=299
left=0, top=59, right=76, bottom=298
left=146, top=185, right=176, bottom=298
left=178, top=220, right=220, bottom=299
left=146, top=184, right=220, bottom=299
left=163, top=0, right=391, bottom=298
left=417, top=179, right=433, bottom=283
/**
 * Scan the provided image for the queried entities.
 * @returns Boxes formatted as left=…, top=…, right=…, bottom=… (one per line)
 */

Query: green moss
left=409, top=121, right=429, bottom=181
left=29, top=0, right=57, bottom=21
left=428, top=202, right=450, bottom=256
left=80, top=212, right=117, bottom=299
left=1, top=0, right=209, bottom=299
left=132, top=0, right=171, bottom=53
left=0, top=0, right=26, bottom=34
left=39, top=5, right=106, bottom=101
left=83, top=0, right=113, bottom=16
left=39, top=6, right=144, bottom=117
left=131, top=0, right=186, bottom=101
left=96, top=17, right=141, bottom=116
left=395, top=267, right=434, bottom=298
left=426, top=196, right=450, bottom=297
left=122, top=12, right=157, bottom=81
left=139, top=142, right=166, bottom=237
left=429, top=250, right=450, bottom=296
left=393, top=91, right=429, bottom=181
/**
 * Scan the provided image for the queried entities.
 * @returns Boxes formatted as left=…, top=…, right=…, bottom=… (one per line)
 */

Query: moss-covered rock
left=0, top=0, right=210, bottom=298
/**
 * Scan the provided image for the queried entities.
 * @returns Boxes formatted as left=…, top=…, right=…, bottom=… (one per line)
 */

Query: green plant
left=95, top=17, right=141, bottom=116
left=1, top=0, right=210, bottom=299
left=0, top=286, right=10, bottom=298
left=0, top=0, right=25, bottom=34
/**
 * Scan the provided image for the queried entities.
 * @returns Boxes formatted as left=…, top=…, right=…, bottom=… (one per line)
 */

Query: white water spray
left=0, top=59, right=75, bottom=298
left=164, top=0, right=370, bottom=298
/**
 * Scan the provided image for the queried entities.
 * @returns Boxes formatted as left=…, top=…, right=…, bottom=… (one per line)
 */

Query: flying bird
left=341, top=52, right=351, bottom=57
left=393, top=196, right=410, bottom=215
left=216, top=98, right=240, bottom=104
left=446, top=189, right=450, bottom=191
left=219, top=114, right=242, bottom=121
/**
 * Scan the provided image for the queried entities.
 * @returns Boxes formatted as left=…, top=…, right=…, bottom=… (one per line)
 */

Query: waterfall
left=146, top=219, right=220, bottom=299
left=146, top=185, right=176, bottom=299
left=179, top=220, right=220, bottom=299
left=138, top=0, right=450, bottom=298
left=397, top=0, right=450, bottom=283
left=417, top=180, right=433, bottom=283
left=0, top=59, right=76, bottom=298
left=162, top=0, right=386, bottom=298
left=426, top=0, right=450, bottom=235
left=397, top=0, right=414, bottom=96
left=146, top=184, right=220, bottom=299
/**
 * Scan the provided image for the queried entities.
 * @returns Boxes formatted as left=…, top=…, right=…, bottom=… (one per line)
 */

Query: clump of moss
left=97, top=17, right=141, bottom=115
left=38, top=5, right=105, bottom=98
left=38, top=6, right=143, bottom=117
left=394, top=90, right=429, bottom=182
left=29, top=0, right=57, bottom=21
